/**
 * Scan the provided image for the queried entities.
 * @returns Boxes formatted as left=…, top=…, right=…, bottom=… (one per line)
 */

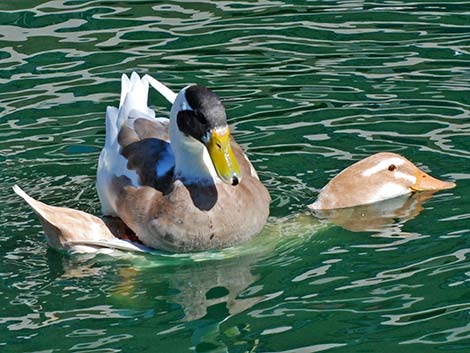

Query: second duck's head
left=309, top=152, right=456, bottom=210
left=170, top=85, right=241, bottom=186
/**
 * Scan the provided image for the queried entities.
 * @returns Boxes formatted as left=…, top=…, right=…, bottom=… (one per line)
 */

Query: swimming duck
left=308, top=152, right=455, bottom=211
left=96, top=73, right=270, bottom=252
left=13, top=185, right=150, bottom=253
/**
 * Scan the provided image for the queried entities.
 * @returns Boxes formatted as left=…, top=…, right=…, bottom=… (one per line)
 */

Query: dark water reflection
left=1, top=0, right=469, bottom=352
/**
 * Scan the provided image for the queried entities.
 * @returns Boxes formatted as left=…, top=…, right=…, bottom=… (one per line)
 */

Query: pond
left=1, top=1, right=469, bottom=352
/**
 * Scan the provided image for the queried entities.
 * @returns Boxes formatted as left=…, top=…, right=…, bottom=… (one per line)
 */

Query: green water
left=1, top=1, right=469, bottom=352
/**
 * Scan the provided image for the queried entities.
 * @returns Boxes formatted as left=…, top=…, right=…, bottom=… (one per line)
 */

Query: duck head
left=169, top=85, right=241, bottom=186
left=309, top=152, right=455, bottom=210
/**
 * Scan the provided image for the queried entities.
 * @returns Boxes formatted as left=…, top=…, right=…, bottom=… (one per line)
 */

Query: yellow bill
left=206, top=127, right=242, bottom=185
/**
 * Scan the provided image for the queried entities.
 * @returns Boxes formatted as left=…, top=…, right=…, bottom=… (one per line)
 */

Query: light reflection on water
left=1, top=0, right=469, bottom=352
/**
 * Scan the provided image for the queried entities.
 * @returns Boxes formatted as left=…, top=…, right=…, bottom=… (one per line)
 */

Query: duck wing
left=119, top=118, right=174, bottom=192
left=96, top=73, right=175, bottom=216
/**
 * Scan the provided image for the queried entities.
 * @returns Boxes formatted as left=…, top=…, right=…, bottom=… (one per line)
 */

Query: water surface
left=1, top=1, right=469, bottom=352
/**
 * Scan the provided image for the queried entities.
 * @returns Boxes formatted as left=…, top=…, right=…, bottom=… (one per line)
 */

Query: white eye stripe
left=393, top=171, right=416, bottom=183
left=361, top=157, right=405, bottom=177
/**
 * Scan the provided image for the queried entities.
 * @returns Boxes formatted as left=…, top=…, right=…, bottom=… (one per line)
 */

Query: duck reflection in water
left=311, top=191, right=438, bottom=233
left=40, top=218, right=265, bottom=322
left=308, top=152, right=456, bottom=233
left=163, top=254, right=262, bottom=321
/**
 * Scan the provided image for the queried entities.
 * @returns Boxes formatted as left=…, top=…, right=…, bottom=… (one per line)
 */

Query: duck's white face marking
left=366, top=182, right=410, bottom=204
left=393, top=171, right=416, bottom=184
left=361, top=157, right=405, bottom=177
left=169, top=87, right=219, bottom=184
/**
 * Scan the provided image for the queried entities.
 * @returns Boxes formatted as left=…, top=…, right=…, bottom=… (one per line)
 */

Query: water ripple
left=338, top=249, right=470, bottom=290
left=1, top=0, right=469, bottom=351
left=0, top=305, right=152, bottom=331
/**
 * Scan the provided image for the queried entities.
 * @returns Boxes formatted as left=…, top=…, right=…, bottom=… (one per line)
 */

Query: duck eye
left=388, top=164, right=396, bottom=172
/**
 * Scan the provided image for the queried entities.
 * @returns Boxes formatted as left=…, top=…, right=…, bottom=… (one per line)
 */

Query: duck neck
left=169, top=117, right=218, bottom=185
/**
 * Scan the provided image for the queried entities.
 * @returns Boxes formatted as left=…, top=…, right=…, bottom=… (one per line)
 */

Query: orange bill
left=410, top=167, right=456, bottom=191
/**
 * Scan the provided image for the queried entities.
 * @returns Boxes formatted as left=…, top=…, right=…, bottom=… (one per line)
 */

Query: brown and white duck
left=308, top=152, right=455, bottom=211
left=96, top=73, right=270, bottom=252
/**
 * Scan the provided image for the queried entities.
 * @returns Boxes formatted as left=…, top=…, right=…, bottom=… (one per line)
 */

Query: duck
left=308, top=152, right=456, bottom=211
left=13, top=185, right=151, bottom=253
left=96, top=73, right=271, bottom=252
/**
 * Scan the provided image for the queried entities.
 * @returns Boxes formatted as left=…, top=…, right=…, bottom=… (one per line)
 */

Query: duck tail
left=13, top=185, right=66, bottom=249
left=13, top=185, right=51, bottom=223
left=13, top=185, right=138, bottom=253
left=116, top=72, right=155, bottom=128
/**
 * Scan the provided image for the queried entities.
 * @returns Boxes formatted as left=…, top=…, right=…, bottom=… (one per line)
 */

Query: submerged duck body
left=309, top=152, right=455, bottom=210
left=96, top=73, right=270, bottom=252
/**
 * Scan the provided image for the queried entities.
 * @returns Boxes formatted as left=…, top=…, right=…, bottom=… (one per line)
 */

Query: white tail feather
left=143, top=74, right=177, bottom=104
left=66, top=239, right=152, bottom=253
left=119, top=73, right=130, bottom=107
left=117, top=73, right=155, bottom=127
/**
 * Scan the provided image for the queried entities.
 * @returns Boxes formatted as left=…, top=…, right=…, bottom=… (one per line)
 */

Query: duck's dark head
left=170, top=85, right=241, bottom=186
